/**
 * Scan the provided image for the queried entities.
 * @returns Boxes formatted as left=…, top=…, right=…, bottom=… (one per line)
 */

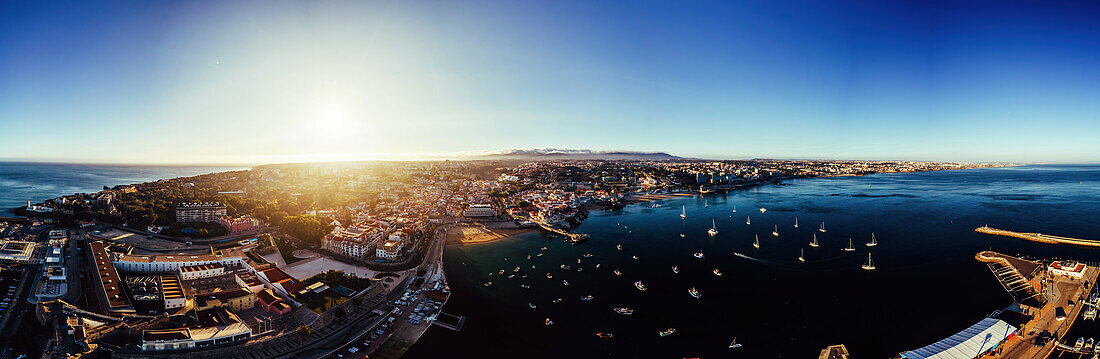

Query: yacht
left=563, top=280, right=570, bottom=286
left=529, top=303, right=537, bottom=309
left=693, top=251, right=705, bottom=259
left=867, top=233, right=878, bottom=247
left=635, top=281, right=648, bottom=291
left=843, top=238, right=855, bottom=252
left=581, top=295, right=594, bottom=301
left=794, top=217, right=799, bottom=228
left=560, top=264, right=571, bottom=270
left=577, top=259, right=582, bottom=264
left=708, top=219, right=719, bottom=236
left=688, top=287, right=702, bottom=299
left=746, top=216, right=751, bottom=226
left=713, top=268, right=723, bottom=277
left=753, top=235, right=760, bottom=249
left=613, top=269, right=622, bottom=276
left=680, top=205, right=686, bottom=219
left=614, top=307, right=634, bottom=315
left=596, top=332, right=614, bottom=339
left=759, top=207, right=766, bottom=214
left=862, top=253, right=876, bottom=270
left=772, top=224, right=779, bottom=237
left=659, top=328, right=679, bottom=337
left=819, top=222, right=827, bottom=233
left=672, top=266, right=680, bottom=274
left=545, top=318, right=553, bottom=326
left=729, top=338, right=743, bottom=349
left=798, top=248, right=806, bottom=263
left=810, top=233, right=819, bottom=248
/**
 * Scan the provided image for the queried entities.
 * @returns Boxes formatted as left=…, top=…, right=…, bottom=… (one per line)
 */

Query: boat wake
left=733, top=252, right=780, bottom=265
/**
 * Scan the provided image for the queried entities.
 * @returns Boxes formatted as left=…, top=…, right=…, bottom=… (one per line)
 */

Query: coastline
left=445, top=224, right=537, bottom=246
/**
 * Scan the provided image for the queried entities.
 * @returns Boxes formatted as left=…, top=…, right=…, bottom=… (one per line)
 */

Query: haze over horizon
left=3, top=0, right=1100, bottom=164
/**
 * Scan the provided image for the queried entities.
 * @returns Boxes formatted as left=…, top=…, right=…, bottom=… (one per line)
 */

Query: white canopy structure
left=900, top=318, right=1017, bottom=359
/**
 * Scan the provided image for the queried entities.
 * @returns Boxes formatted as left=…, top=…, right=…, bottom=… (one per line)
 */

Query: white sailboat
left=704, top=199, right=709, bottom=208
left=729, top=337, right=743, bottom=349
left=732, top=205, right=737, bottom=213
left=819, top=221, right=827, bottom=233
left=680, top=205, right=686, bottom=219
left=708, top=219, right=718, bottom=236
left=862, top=253, right=876, bottom=270
left=752, top=234, right=760, bottom=249
left=843, top=238, right=855, bottom=252
left=771, top=224, right=779, bottom=237
left=794, top=217, right=799, bottom=228
left=746, top=216, right=751, bottom=225
left=797, top=248, right=806, bottom=262
left=809, top=233, right=819, bottom=247
left=866, top=233, right=878, bottom=247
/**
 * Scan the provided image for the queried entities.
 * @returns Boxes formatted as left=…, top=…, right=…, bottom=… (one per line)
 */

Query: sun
left=317, top=106, right=348, bottom=131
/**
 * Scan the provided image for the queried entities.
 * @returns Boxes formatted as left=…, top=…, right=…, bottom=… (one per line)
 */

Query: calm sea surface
left=0, top=162, right=244, bottom=212
left=406, top=165, right=1100, bottom=358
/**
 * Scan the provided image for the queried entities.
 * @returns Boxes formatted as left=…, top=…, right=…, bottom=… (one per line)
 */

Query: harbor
left=976, top=226, right=1100, bottom=248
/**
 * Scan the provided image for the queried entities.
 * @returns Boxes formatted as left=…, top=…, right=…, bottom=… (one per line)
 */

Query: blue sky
left=1, top=0, right=1099, bottom=164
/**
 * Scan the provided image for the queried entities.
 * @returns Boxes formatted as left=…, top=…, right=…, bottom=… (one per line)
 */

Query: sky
left=1, top=0, right=1099, bottom=164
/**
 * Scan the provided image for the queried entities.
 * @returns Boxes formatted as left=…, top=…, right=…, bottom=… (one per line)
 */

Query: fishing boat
left=680, top=205, right=686, bottom=219
left=635, top=281, right=648, bottom=291
left=545, top=318, right=553, bottom=326
left=862, top=253, right=876, bottom=270
left=729, top=338, right=742, bottom=349
left=581, top=295, right=594, bottom=301
left=810, top=233, right=819, bottom=247
left=844, top=238, right=855, bottom=251
left=798, top=248, right=806, bottom=262
left=693, top=251, right=705, bottom=259
left=713, top=268, right=722, bottom=277
left=746, top=216, right=751, bottom=225
left=546, top=273, right=553, bottom=279
left=819, top=222, right=827, bottom=233
left=753, top=234, right=760, bottom=249
left=596, top=332, right=614, bottom=339
left=552, top=298, right=563, bottom=304
left=614, top=307, right=634, bottom=315
left=867, top=233, right=878, bottom=247
left=688, top=287, right=702, bottom=299
left=563, top=280, right=570, bottom=286
left=772, top=224, right=779, bottom=237
left=659, top=328, right=679, bottom=337
left=529, top=303, right=537, bottom=309
left=760, top=207, right=766, bottom=214
left=794, top=217, right=799, bottom=228
left=613, top=269, right=622, bottom=276
left=672, top=266, right=679, bottom=274
left=498, top=269, right=505, bottom=275
left=708, top=219, right=718, bottom=236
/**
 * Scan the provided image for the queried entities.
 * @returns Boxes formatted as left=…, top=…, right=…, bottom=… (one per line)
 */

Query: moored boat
left=688, top=287, right=702, bottom=299
left=614, top=307, right=634, bottom=315
left=659, top=328, right=679, bottom=337
left=581, top=295, right=594, bottom=301
left=672, top=266, right=679, bottom=274
left=635, top=280, right=648, bottom=291
left=693, top=251, right=704, bottom=259
left=862, top=253, right=876, bottom=270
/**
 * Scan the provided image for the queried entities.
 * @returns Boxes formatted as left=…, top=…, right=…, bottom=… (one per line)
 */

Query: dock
left=976, top=226, right=1100, bottom=248
left=528, top=219, right=590, bottom=243
left=975, top=251, right=1046, bottom=308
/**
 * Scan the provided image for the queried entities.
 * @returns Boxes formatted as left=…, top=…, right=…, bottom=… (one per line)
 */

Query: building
left=255, top=288, right=291, bottom=316
left=87, top=242, right=135, bottom=314
left=0, top=240, right=36, bottom=263
left=195, top=287, right=255, bottom=312
left=161, top=275, right=187, bottom=309
left=376, top=229, right=411, bottom=261
left=463, top=204, right=497, bottom=218
left=114, top=252, right=245, bottom=273
left=234, top=272, right=266, bottom=293
left=899, top=317, right=1017, bottom=359
left=175, top=202, right=227, bottom=223
left=217, top=215, right=259, bottom=232
left=321, top=224, right=384, bottom=259
left=1049, top=261, right=1087, bottom=279
left=178, top=264, right=225, bottom=280
left=141, top=307, right=252, bottom=351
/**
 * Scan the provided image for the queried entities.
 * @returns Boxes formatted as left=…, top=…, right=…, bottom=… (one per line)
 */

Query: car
left=348, top=347, right=359, bottom=353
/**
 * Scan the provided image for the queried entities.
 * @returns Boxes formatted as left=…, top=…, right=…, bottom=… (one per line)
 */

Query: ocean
left=405, top=165, right=1100, bottom=358
left=0, top=162, right=245, bottom=212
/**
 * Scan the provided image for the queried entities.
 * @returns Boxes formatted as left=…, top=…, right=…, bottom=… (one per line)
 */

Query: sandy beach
left=447, top=224, right=535, bottom=245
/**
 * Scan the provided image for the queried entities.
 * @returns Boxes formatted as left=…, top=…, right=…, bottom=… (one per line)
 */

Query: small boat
left=499, top=270, right=505, bottom=275
left=545, top=318, right=553, bottom=326
left=484, top=281, right=493, bottom=287
left=508, top=274, right=515, bottom=278
left=866, top=233, right=878, bottom=247
left=759, top=207, right=766, bottom=214
left=635, top=281, right=648, bottom=291
left=596, top=263, right=601, bottom=269
left=521, top=275, right=528, bottom=278
left=632, top=255, right=639, bottom=260
left=746, top=216, right=751, bottom=225
left=576, top=267, right=583, bottom=272
left=577, top=259, right=582, bottom=264
left=693, top=251, right=704, bottom=259
left=713, top=268, right=722, bottom=277
left=560, top=264, right=571, bottom=270
left=708, top=219, right=718, bottom=236
left=614, top=307, right=634, bottom=315
left=729, top=337, right=742, bottom=349
left=546, top=273, right=553, bottom=279
left=794, top=217, right=799, bottom=228
left=659, top=328, right=679, bottom=337
left=584, top=253, right=593, bottom=258
left=704, top=199, right=709, bottom=208
left=529, top=303, right=537, bottom=309
left=541, top=246, right=548, bottom=251
left=527, top=255, right=532, bottom=260
left=596, top=332, right=614, bottom=339
left=617, top=244, right=623, bottom=250
left=862, top=253, right=876, bottom=270
left=680, top=205, right=686, bottom=219
left=672, top=266, right=679, bottom=274
left=537, top=253, right=543, bottom=257
left=819, top=222, right=826, bottom=233
left=688, top=287, right=702, bottom=299
left=843, top=238, right=855, bottom=252
left=514, top=267, right=521, bottom=272
left=679, top=233, right=686, bottom=238
left=753, top=234, right=760, bottom=249
left=563, top=280, right=570, bottom=286
left=552, top=298, right=563, bottom=304
left=732, top=205, right=737, bottom=213
left=613, top=269, right=622, bottom=276
left=798, top=248, right=806, bottom=263
left=521, top=284, right=531, bottom=289
left=772, top=224, right=779, bottom=237
left=810, top=233, right=819, bottom=248
left=581, top=295, right=594, bottom=301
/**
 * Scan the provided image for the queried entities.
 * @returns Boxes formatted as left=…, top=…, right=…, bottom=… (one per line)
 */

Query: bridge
left=976, top=226, right=1100, bottom=248
left=975, top=251, right=1046, bottom=308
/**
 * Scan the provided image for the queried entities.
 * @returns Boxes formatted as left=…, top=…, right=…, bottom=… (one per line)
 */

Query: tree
left=270, top=211, right=289, bottom=226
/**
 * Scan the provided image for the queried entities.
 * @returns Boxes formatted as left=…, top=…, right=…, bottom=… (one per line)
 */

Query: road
left=995, top=267, right=1099, bottom=359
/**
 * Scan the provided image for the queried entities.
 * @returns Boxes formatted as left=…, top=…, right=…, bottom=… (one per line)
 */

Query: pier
left=975, top=251, right=1046, bottom=308
left=976, top=226, right=1100, bottom=248
left=528, top=219, right=590, bottom=243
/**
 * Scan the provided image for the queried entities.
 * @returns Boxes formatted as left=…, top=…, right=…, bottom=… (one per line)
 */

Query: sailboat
left=729, top=338, right=743, bottom=349
left=759, top=207, right=766, bottom=214
left=819, top=221, right=827, bottom=233
left=866, top=233, right=877, bottom=247
left=862, top=253, right=876, bottom=270
left=746, top=216, right=751, bottom=225
left=797, top=248, right=806, bottom=262
left=704, top=199, right=709, bottom=208
left=771, top=224, right=779, bottom=237
left=752, top=234, right=760, bottom=249
left=794, top=217, right=799, bottom=228
left=732, top=205, right=737, bottom=213
left=680, top=205, right=686, bottom=219
left=843, top=238, right=855, bottom=252
left=708, top=219, right=718, bottom=236
left=809, top=233, right=819, bottom=247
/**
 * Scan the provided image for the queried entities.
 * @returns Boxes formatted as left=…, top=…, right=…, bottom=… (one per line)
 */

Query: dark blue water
left=0, top=162, right=245, bottom=212
left=406, top=165, right=1100, bottom=358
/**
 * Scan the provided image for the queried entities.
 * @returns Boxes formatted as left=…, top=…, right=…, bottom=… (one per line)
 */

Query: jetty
left=975, top=226, right=1100, bottom=248
left=529, top=219, right=590, bottom=243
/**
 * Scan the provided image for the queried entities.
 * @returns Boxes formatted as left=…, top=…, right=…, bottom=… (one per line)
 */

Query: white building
left=178, top=264, right=225, bottom=280
left=175, top=202, right=227, bottom=223
left=1049, top=261, right=1086, bottom=279
left=114, top=253, right=244, bottom=273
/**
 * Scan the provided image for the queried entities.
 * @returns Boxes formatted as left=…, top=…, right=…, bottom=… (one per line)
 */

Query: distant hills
left=453, top=148, right=684, bottom=161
